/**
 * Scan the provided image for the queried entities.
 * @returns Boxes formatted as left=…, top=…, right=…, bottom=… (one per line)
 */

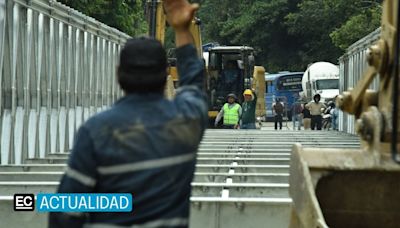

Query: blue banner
left=36, top=193, right=133, bottom=212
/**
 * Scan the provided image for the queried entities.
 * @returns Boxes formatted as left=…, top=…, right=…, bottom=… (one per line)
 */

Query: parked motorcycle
left=322, top=110, right=332, bottom=130
left=322, top=101, right=335, bottom=130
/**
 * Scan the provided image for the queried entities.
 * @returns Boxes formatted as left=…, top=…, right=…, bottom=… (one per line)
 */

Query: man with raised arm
left=49, top=0, right=207, bottom=227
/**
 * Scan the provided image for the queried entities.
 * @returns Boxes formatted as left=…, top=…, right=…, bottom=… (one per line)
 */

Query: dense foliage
left=197, top=0, right=382, bottom=72
left=60, top=0, right=382, bottom=72
left=58, top=0, right=147, bottom=36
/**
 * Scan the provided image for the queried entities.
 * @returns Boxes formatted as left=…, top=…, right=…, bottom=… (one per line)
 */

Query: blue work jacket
left=49, top=44, right=207, bottom=228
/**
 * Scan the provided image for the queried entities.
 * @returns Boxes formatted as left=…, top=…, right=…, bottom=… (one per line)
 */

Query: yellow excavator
left=146, top=0, right=202, bottom=99
left=205, top=46, right=266, bottom=123
left=146, top=0, right=265, bottom=125
left=289, top=0, right=400, bottom=227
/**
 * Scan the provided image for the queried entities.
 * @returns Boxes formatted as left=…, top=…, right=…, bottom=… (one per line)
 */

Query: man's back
left=292, top=102, right=303, bottom=115
left=51, top=45, right=206, bottom=228
left=49, top=1, right=207, bottom=226
left=79, top=89, right=205, bottom=224
left=273, top=102, right=284, bottom=114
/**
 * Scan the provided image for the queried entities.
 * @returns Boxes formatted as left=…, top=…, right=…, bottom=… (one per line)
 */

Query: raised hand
left=163, top=0, right=199, bottom=32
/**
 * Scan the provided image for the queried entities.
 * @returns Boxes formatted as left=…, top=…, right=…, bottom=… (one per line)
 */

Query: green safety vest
left=223, top=103, right=240, bottom=125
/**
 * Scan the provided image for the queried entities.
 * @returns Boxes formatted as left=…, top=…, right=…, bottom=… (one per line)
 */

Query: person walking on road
left=49, top=1, right=208, bottom=227
left=302, top=102, right=312, bottom=130
left=273, top=98, right=284, bottom=130
left=291, top=99, right=303, bottom=130
left=306, top=94, right=326, bottom=130
left=215, top=93, right=242, bottom=129
left=330, top=101, right=339, bottom=131
left=241, top=89, right=258, bottom=129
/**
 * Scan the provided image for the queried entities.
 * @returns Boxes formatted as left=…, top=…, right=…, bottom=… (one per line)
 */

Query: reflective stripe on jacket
left=223, top=103, right=240, bottom=125
left=49, top=44, right=207, bottom=228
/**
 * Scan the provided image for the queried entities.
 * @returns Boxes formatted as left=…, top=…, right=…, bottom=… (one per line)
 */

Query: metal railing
left=338, top=28, right=380, bottom=134
left=0, top=0, right=130, bottom=165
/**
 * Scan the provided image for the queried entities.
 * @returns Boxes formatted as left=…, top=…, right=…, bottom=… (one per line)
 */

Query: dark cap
left=119, top=37, right=167, bottom=73
left=117, top=37, right=168, bottom=93
left=227, top=93, right=237, bottom=100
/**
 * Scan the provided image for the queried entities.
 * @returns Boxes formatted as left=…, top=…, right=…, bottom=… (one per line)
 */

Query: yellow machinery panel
left=208, top=111, right=219, bottom=118
left=164, top=75, right=176, bottom=99
left=252, top=66, right=266, bottom=119
left=169, top=66, right=178, bottom=82
left=147, top=0, right=203, bottom=99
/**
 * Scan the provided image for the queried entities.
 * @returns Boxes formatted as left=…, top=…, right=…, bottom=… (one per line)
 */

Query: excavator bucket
left=289, top=145, right=400, bottom=228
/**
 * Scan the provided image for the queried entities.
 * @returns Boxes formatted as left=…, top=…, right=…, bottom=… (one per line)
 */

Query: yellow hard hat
left=243, top=89, right=253, bottom=96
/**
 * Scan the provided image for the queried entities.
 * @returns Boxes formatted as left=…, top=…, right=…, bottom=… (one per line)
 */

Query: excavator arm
left=146, top=0, right=203, bottom=99
left=147, top=0, right=166, bottom=43
left=337, top=0, right=399, bottom=161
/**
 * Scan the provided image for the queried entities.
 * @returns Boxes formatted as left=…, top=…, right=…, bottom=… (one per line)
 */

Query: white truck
left=300, top=62, right=339, bottom=102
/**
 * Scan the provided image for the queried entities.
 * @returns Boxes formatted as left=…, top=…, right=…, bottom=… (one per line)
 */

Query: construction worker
left=302, top=102, right=312, bottom=130
left=306, top=94, right=326, bottom=130
left=215, top=93, right=242, bottom=129
left=330, top=95, right=339, bottom=131
left=241, top=89, right=258, bottom=129
left=49, top=0, right=207, bottom=227
left=331, top=101, right=339, bottom=131
left=273, top=98, right=284, bottom=130
left=291, top=98, right=303, bottom=130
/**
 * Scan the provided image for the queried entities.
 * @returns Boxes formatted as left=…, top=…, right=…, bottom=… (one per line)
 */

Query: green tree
left=198, top=0, right=381, bottom=72
left=59, top=0, right=106, bottom=16
left=60, top=0, right=383, bottom=71
left=59, top=0, right=147, bottom=36
left=330, top=6, right=381, bottom=50
left=96, top=0, right=147, bottom=36
left=285, top=0, right=381, bottom=65
left=198, top=0, right=303, bottom=72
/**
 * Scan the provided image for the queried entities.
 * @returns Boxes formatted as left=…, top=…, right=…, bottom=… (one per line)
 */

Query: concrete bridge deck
left=0, top=127, right=360, bottom=228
